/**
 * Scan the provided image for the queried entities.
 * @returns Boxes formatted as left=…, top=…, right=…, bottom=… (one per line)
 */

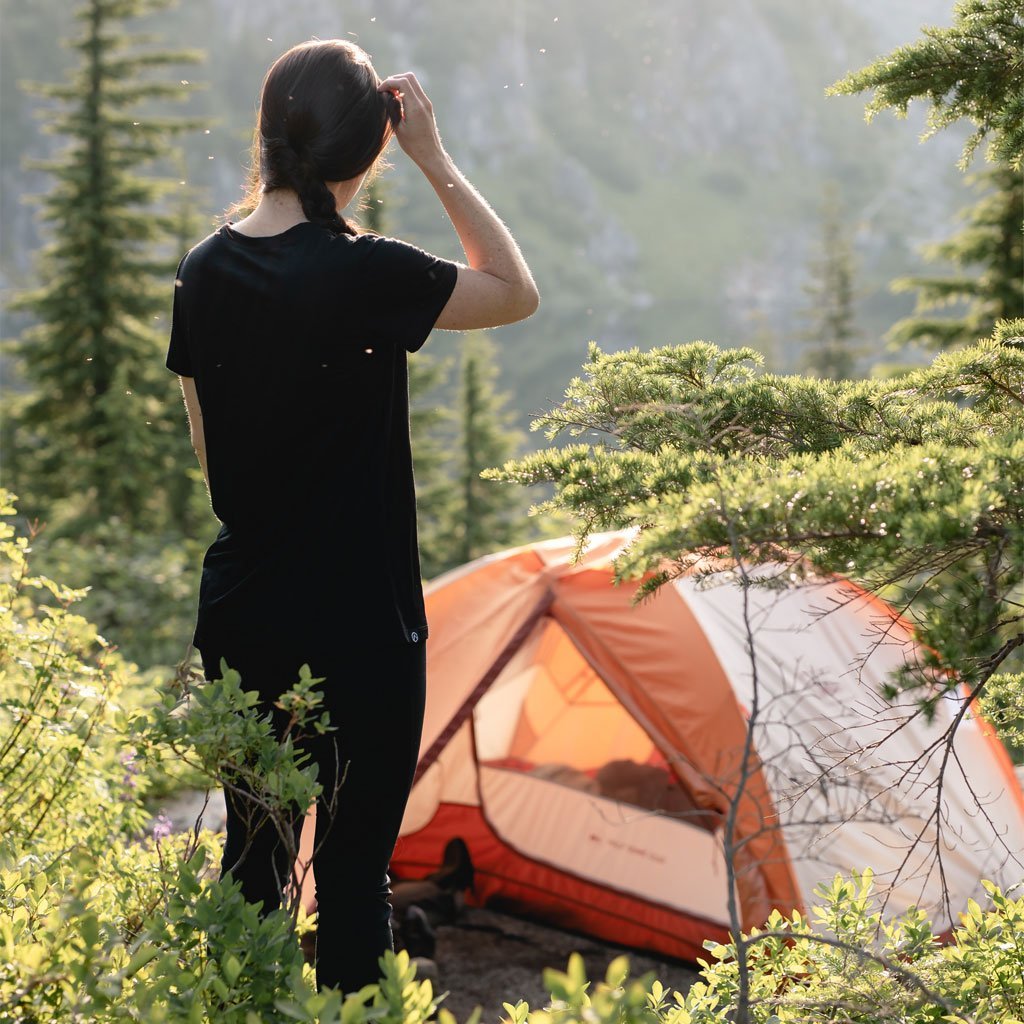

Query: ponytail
left=263, top=135, right=354, bottom=236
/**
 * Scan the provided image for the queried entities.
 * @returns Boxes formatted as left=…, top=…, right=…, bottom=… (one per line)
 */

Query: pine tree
left=410, top=349, right=460, bottom=580
left=361, top=173, right=388, bottom=234
left=446, top=331, right=529, bottom=569
left=488, top=0, right=1024, bottom=705
left=6, top=0, right=205, bottom=536
left=886, top=163, right=1023, bottom=350
left=485, top=324, right=1024, bottom=702
left=165, top=150, right=214, bottom=528
left=797, top=183, right=863, bottom=380
left=827, top=0, right=1024, bottom=171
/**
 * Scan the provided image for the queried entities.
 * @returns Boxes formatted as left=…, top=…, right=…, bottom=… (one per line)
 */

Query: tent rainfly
left=294, top=530, right=1024, bottom=962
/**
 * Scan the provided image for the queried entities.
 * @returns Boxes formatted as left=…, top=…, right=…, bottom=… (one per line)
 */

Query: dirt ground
left=426, top=902, right=700, bottom=1022
left=148, top=788, right=701, bottom=1020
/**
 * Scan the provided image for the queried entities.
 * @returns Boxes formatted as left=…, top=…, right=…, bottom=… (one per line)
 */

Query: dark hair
left=224, top=39, right=401, bottom=236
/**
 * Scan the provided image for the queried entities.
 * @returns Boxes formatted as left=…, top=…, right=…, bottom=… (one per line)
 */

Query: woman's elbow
left=510, top=284, right=540, bottom=322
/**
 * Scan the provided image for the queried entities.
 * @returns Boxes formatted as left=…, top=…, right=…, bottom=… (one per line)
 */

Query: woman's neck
left=236, top=188, right=309, bottom=233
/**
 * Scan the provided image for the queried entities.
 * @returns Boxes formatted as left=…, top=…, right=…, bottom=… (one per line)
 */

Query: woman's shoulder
left=348, top=230, right=457, bottom=274
left=175, top=224, right=228, bottom=275
left=315, top=226, right=410, bottom=273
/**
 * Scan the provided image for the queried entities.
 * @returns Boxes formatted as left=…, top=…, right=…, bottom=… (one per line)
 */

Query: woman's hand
left=375, top=73, right=540, bottom=330
left=377, top=72, right=445, bottom=168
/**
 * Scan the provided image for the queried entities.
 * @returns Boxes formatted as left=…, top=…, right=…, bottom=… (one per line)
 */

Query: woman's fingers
left=399, top=72, right=430, bottom=107
left=378, top=72, right=431, bottom=109
left=376, top=72, right=442, bottom=164
left=377, top=73, right=411, bottom=98
left=378, top=75, right=410, bottom=120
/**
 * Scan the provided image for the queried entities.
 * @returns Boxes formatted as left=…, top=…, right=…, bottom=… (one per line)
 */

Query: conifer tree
left=488, top=0, right=1024, bottom=708
left=165, top=153, right=214, bottom=528
left=361, top=173, right=388, bottom=233
left=410, top=349, right=460, bottom=580
left=485, top=324, right=1024, bottom=701
left=797, top=183, right=862, bottom=379
left=827, top=0, right=1024, bottom=171
left=886, top=163, right=1023, bottom=350
left=446, top=331, right=529, bottom=569
left=6, top=0, right=204, bottom=536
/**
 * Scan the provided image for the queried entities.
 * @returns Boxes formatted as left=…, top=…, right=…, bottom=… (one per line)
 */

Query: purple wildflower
left=119, top=748, right=141, bottom=794
left=152, top=812, right=173, bottom=841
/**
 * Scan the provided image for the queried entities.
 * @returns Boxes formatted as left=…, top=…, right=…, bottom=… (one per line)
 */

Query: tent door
left=472, top=613, right=730, bottom=923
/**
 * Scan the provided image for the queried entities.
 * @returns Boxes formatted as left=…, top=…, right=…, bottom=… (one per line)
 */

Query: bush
left=2, top=484, right=1019, bottom=1023
left=501, top=872, right=1024, bottom=1024
left=978, top=671, right=1024, bottom=763
left=0, top=485, right=442, bottom=1021
left=20, top=505, right=209, bottom=672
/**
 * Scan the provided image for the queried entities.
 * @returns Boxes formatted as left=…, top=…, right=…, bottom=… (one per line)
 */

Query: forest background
left=1, top=0, right=1023, bottom=1020
left=4, top=0, right=1011, bottom=672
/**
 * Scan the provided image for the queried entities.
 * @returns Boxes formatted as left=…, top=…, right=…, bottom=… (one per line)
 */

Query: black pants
left=199, top=635, right=427, bottom=995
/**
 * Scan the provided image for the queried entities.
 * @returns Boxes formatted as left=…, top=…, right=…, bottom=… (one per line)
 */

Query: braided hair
left=226, top=39, right=402, bottom=237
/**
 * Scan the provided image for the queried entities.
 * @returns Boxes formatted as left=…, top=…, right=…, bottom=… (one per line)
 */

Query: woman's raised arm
left=378, top=71, right=540, bottom=330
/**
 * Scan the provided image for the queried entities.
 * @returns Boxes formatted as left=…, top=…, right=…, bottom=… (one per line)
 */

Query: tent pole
left=412, top=589, right=555, bottom=788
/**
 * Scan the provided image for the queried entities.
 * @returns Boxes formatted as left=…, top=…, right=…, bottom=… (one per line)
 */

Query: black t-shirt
left=165, top=220, right=459, bottom=653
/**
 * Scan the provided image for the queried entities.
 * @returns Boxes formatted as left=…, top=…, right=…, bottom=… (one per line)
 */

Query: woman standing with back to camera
left=165, top=39, right=539, bottom=994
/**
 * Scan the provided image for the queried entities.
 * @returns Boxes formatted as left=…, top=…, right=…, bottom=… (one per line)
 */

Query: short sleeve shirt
left=166, top=220, right=459, bottom=652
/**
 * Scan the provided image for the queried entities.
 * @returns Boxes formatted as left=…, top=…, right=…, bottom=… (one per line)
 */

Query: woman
left=165, top=39, right=539, bottom=994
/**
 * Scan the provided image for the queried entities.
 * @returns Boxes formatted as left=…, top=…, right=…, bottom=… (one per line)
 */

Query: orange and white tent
left=299, top=530, right=1024, bottom=962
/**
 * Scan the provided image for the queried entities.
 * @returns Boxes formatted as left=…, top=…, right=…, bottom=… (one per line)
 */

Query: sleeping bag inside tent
left=296, top=530, right=1024, bottom=963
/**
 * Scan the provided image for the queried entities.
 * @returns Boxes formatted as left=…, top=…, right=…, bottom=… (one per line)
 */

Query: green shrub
left=977, top=672, right=1024, bottom=763
left=2, top=484, right=1020, bottom=1022
left=21, top=506, right=209, bottom=673
left=0, top=486, right=451, bottom=1021
left=500, top=871, right=1024, bottom=1024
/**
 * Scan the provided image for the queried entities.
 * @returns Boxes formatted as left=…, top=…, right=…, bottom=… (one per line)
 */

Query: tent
left=295, top=530, right=1024, bottom=962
